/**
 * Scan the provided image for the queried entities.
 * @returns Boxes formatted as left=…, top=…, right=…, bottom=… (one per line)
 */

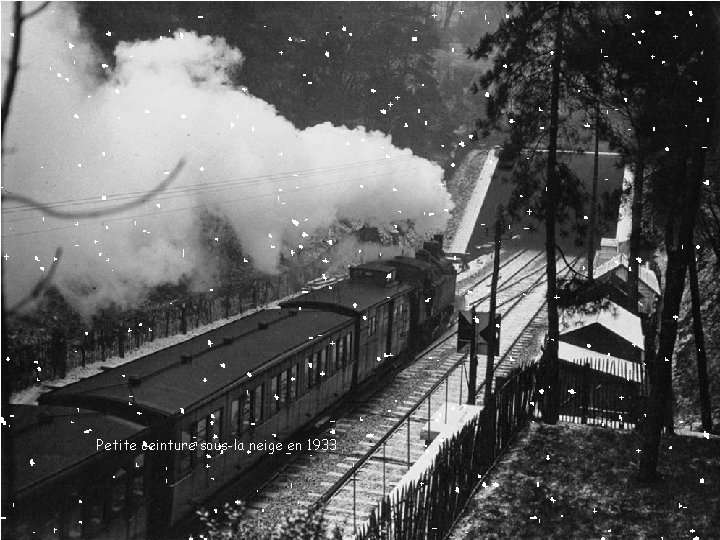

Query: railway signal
left=477, top=312, right=501, bottom=356
left=456, top=310, right=500, bottom=356
left=457, top=308, right=501, bottom=406
left=484, top=204, right=504, bottom=406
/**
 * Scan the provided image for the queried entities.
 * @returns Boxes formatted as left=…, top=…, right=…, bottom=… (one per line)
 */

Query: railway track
left=238, top=250, right=580, bottom=537
left=315, top=251, right=581, bottom=537
left=457, top=248, right=540, bottom=295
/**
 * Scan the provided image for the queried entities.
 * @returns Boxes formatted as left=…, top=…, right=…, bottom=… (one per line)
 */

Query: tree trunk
left=443, top=1, right=455, bottom=29
left=100, top=326, right=106, bottom=359
left=688, top=246, right=713, bottom=431
left=639, top=7, right=718, bottom=479
left=627, top=154, right=645, bottom=315
left=639, top=154, right=704, bottom=481
left=484, top=205, right=503, bottom=405
left=118, top=324, right=125, bottom=359
left=542, top=2, right=564, bottom=425
left=588, top=101, right=600, bottom=280
left=180, top=302, right=187, bottom=335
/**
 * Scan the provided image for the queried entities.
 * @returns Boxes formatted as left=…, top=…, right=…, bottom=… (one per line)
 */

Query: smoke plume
left=1, top=4, right=452, bottom=316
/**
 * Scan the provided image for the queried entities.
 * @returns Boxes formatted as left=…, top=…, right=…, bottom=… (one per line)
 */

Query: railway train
left=5, top=235, right=456, bottom=540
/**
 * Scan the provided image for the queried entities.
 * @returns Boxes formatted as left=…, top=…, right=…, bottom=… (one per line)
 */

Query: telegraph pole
left=484, top=205, right=503, bottom=406
left=467, top=304, right=477, bottom=405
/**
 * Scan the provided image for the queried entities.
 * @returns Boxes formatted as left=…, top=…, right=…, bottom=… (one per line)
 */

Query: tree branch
left=21, top=1, right=51, bottom=21
left=5, top=247, right=62, bottom=315
left=555, top=242, right=587, bottom=280
left=2, top=159, right=186, bottom=218
left=1, top=2, right=24, bottom=138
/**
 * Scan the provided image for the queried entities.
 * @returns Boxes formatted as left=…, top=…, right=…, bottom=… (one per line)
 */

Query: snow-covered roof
left=616, top=166, right=634, bottom=244
left=560, top=301, right=644, bottom=351
left=594, top=253, right=661, bottom=295
left=558, top=342, right=643, bottom=383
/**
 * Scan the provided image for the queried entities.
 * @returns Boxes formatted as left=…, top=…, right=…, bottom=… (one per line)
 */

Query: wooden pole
left=467, top=305, right=477, bottom=405
left=484, top=205, right=503, bottom=406
left=459, top=358, right=464, bottom=404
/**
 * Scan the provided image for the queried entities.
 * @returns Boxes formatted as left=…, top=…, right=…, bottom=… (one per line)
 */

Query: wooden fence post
left=180, top=302, right=187, bottom=335
left=134, top=317, right=140, bottom=349
left=581, top=362, right=590, bottom=424
left=118, top=324, right=125, bottom=359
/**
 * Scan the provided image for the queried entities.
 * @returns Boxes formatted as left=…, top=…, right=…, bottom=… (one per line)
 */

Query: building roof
left=616, top=166, right=634, bottom=244
left=354, top=262, right=397, bottom=274
left=559, top=301, right=644, bottom=351
left=388, top=256, right=435, bottom=272
left=558, top=342, right=643, bottom=382
left=281, top=279, right=412, bottom=315
left=594, top=253, right=661, bottom=294
left=40, top=309, right=352, bottom=417
left=9, top=404, right=146, bottom=496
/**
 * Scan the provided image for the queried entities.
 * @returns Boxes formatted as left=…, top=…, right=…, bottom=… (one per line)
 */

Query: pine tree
left=468, top=2, right=598, bottom=422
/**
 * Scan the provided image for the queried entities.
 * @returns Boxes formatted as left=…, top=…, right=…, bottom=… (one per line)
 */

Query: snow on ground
left=447, top=150, right=500, bottom=254
left=448, top=422, right=720, bottom=539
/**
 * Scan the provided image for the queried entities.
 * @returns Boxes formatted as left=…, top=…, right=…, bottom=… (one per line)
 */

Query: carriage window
left=279, top=370, right=288, bottom=408
left=305, top=358, right=314, bottom=390
left=340, top=333, right=352, bottom=364
left=315, top=349, right=326, bottom=385
left=368, top=316, right=377, bottom=336
left=66, top=501, right=83, bottom=539
left=194, top=417, right=207, bottom=458
left=86, top=484, right=105, bottom=534
left=243, top=389, right=252, bottom=429
left=38, top=511, right=61, bottom=540
left=289, top=364, right=298, bottom=400
left=231, top=398, right=240, bottom=438
left=271, top=375, right=280, bottom=414
left=131, top=453, right=145, bottom=499
left=253, top=384, right=264, bottom=424
left=178, top=428, right=193, bottom=478
left=110, top=469, right=128, bottom=514
left=330, top=342, right=339, bottom=371
left=208, top=409, right=222, bottom=454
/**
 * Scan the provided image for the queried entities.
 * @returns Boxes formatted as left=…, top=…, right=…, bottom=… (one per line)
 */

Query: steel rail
left=312, top=254, right=581, bottom=515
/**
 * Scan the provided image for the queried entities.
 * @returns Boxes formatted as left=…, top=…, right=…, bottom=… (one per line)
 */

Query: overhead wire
left=1, top=154, right=417, bottom=219
left=1, top=163, right=439, bottom=238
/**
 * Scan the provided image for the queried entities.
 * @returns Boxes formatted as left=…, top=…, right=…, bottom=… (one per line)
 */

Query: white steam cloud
left=1, top=4, right=452, bottom=316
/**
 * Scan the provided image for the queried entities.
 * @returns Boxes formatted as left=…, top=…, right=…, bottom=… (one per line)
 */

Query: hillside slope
left=673, top=249, right=720, bottom=428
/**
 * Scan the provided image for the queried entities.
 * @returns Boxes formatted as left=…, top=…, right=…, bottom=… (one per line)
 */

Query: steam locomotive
left=5, top=235, right=456, bottom=539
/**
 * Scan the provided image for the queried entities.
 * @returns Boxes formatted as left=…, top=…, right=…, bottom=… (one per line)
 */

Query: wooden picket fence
left=555, top=357, right=647, bottom=429
left=354, top=352, right=646, bottom=540
left=357, top=362, right=539, bottom=540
